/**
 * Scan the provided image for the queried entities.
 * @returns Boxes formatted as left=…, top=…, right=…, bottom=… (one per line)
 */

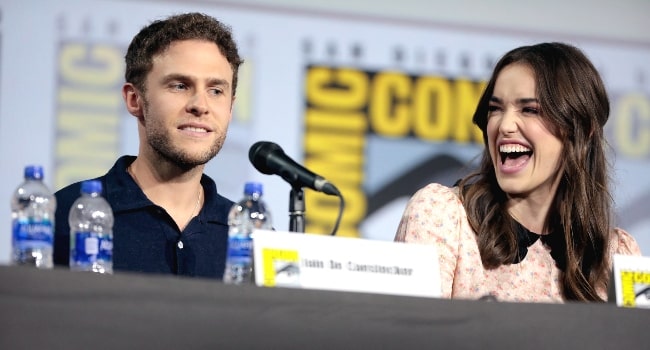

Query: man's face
left=139, top=39, right=234, bottom=169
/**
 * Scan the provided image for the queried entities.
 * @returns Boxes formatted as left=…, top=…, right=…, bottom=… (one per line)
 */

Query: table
left=0, top=266, right=646, bottom=349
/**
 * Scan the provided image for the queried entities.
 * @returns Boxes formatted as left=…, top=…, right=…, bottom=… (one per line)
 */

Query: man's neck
left=128, top=156, right=205, bottom=231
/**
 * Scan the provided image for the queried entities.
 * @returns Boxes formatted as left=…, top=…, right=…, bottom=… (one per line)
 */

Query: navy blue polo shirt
left=53, top=156, right=233, bottom=279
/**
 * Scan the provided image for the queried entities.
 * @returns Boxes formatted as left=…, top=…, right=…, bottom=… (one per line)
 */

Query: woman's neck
left=506, top=194, right=553, bottom=235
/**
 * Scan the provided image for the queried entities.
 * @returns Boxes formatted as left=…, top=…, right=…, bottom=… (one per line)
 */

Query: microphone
left=249, top=141, right=340, bottom=196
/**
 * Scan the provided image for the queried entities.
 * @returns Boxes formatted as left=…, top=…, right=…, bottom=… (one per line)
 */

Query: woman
left=395, top=42, right=641, bottom=302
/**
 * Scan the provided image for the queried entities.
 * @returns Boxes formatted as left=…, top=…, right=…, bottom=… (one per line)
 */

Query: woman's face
left=486, top=63, right=563, bottom=201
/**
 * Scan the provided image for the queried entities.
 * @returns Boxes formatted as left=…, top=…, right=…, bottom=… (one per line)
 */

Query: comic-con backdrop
left=1, top=0, right=649, bottom=263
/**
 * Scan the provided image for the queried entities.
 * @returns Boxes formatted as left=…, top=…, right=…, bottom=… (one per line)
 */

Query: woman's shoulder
left=402, top=183, right=467, bottom=228
left=413, top=183, right=461, bottom=202
left=610, top=228, right=643, bottom=256
left=396, top=182, right=468, bottom=244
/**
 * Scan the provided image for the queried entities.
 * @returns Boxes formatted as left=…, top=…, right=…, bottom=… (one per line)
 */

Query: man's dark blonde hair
left=124, top=12, right=243, bottom=95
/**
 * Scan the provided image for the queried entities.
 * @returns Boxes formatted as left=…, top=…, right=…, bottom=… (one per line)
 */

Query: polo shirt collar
left=104, top=155, right=230, bottom=226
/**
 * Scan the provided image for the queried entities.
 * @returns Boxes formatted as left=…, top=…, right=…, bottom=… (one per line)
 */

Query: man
left=53, top=13, right=243, bottom=278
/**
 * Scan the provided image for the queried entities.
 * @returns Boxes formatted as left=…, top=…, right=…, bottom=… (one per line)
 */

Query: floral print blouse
left=395, top=183, right=642, bottom=303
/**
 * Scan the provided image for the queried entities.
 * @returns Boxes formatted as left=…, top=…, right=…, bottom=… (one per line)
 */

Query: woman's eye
left=522, top=107, right=540, bottom=115
left=487, top=105, right=501, bottom=114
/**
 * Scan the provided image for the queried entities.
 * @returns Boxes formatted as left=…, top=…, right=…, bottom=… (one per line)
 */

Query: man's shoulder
left=55, top=181, right=83, bottom=201
left=199, top=173, right=235, bottom=222
left=55, top=175, right=106, bottom=208
left=55, top=156, right=131, bottom=205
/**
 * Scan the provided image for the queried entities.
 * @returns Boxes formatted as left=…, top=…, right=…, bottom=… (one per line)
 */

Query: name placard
left=252, top=230, right=441, bottom=298
left=609, top=254, right=650, bottom=308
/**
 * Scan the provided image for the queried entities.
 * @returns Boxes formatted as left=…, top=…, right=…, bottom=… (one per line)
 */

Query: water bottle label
left=71, top=231, right=113, bottom=265
left=12, top=217, right=53, bottom=249
left=227, top=235, right=253, bottom=258
left=225, top=235, right=254, bottom=283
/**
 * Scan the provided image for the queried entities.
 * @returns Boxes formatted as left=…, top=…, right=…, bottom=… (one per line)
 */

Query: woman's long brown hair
left=458, top=42, right=612, bottom=301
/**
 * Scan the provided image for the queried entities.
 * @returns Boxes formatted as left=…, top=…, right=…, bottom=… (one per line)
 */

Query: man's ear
left=122, top=83, right=144, bottom=119
left=229, top=95, right=236, bottom=121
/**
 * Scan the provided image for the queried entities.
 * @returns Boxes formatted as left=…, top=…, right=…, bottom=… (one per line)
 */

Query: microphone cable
left=330, top=191, right=345, bottom=236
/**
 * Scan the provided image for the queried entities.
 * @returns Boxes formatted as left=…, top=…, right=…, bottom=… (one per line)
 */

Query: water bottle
left=11, top=165, right=56, bottom=268
left=223, top=182, right=272, bottom=285
left=69, top=180, right=114, bottom=274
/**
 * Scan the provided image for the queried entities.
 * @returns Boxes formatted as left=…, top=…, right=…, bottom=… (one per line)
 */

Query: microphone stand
left=288, top=186, right=305, bottom=233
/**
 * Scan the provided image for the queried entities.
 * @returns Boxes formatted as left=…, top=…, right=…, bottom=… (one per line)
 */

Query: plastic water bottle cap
left=244, top=182, right=263, bottom=196
left=81, top=180, right=103, bottom=195
left=24, top=165, right=44, bottom=180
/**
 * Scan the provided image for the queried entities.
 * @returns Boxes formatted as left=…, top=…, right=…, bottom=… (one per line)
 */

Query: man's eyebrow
left=161, top=73, right=190, bottom=83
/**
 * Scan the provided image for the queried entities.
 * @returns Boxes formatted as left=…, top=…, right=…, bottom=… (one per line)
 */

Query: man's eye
left=171, top=83, right=187, bottom=90
left=209, top=88, right=224, bottom=95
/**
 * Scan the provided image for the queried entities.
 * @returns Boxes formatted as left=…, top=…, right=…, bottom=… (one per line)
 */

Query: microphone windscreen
left=249, top=141, right=283, bottom=175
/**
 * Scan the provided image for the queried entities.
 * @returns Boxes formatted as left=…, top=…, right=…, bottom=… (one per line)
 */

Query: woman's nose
left=498, top=108, right=519, bottom=134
